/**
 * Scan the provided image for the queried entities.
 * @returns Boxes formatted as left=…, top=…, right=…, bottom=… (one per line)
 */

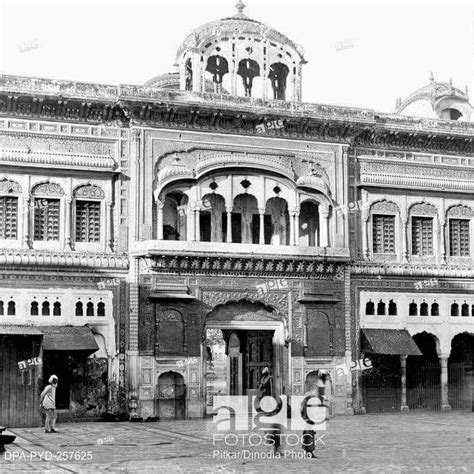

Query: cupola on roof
left=173, top=1, right=306, bottom=102
left=396, top=74, right=473, bottom=122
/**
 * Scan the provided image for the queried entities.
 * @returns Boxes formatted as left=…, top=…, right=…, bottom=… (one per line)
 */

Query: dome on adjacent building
left=395, top=74, right=473, bottom=121
left=173, top=0, right=306, bottom=102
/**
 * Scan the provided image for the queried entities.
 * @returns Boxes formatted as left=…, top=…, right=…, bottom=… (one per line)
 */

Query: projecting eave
left=0, top=74, right=473, bottom=155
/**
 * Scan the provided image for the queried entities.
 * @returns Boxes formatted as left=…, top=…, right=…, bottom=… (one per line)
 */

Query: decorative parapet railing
left=0, top=148, right=118, bottom=171
left=351, top=261, right=474, bottom=278
left=0, top=249, right=129, bottom=269
left=1, top=74, right=473, bottom=137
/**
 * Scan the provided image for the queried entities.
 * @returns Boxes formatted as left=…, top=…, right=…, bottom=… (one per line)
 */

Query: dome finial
left=429, top=71, right=435, bottom=83
left=235, top=0, right=246, bottom=17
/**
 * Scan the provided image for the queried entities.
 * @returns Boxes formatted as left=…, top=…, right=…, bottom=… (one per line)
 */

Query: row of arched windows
left=30, top=300, right=61, bottom=316
left=450, top=302, right=474, bottom=317
left=75, top=301, right=106, bottom=317
left=365, top=300, right=397, bottom=316
left=408, top=302, right=439, bottom=316
left=0, top=300, right=16, bottom=316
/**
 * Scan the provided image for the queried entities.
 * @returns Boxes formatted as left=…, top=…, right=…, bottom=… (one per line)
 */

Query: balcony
left=131, top=239, right=349, bottom=261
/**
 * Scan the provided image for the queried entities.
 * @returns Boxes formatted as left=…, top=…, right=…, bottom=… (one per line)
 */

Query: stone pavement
left=1, top=411, right=474, bottom=473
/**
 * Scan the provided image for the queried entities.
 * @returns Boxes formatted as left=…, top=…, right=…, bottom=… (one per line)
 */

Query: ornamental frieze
left=74, top=184, right=105, bottom=199
left=370, top=200, right=399, bottom=213
left=0, top=87, right=472, bottom=155
left=31, top=182, right=64, bottom=196
left=447, top=204, right=474, bottom=218
left=146, top=255, right=346, bottom=279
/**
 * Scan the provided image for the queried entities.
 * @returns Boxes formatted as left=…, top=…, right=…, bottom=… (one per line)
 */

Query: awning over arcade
left=361, top=329, right=422, bottom=356
left=41, top=325, right=99, bottom=355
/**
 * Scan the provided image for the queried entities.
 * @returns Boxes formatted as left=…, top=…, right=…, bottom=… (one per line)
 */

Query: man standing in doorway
left=40, top=375, right=59, bottom=433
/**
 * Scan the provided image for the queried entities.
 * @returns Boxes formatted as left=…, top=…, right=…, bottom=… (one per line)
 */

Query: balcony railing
left=131, top=239, right=349, bottom=260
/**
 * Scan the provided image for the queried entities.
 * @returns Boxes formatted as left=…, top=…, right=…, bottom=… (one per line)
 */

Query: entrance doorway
left=204, top=328, right=274, bottom=414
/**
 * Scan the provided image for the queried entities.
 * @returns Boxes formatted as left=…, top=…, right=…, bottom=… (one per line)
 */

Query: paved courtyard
left=1, top=411, right=474, bottom=473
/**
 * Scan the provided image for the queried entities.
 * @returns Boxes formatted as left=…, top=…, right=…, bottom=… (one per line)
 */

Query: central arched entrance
left=203, top=300, right=286, bottom=415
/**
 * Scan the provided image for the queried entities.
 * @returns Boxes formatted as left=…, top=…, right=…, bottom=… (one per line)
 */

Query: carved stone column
left=294, top=212, right=300, bottom=245
left=320, top=210, right=329, bottom=247
left=226, top=207, right=233, bottom=243
left=22, top=196, right=31, bottom=249
left=63, top=198, right=71, bottom=250
left=289, top=211, right=295, bottom=246
left=401, top=218, right=409, bottom=263
left=105, top=201, right=113, bottom=252
left=195, top=207, right=201, bottom=242
left=156, top=199, right=164, bottom=240
left=259, top=209, right=265, bottom=244
left=439, top=354, right=451, bottom=411
left=400, top=355, right=409, bottom=412
left=29, top=199, right=35, bottom=248
left=439, top=218, right=446, bottom=264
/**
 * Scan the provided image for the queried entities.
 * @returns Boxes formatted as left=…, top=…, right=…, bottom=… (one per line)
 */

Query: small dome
left=396, top=74, right=472, bottom=121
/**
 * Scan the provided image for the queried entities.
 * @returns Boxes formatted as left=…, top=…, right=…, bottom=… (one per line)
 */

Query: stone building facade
left=0, top=3, right=473, bottom=426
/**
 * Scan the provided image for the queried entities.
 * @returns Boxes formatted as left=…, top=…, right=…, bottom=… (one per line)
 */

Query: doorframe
left=203, top=321, right=285, bottom=396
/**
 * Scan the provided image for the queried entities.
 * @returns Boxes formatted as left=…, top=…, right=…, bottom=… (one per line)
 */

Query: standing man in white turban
left=40, top=375, right=59, bottom=433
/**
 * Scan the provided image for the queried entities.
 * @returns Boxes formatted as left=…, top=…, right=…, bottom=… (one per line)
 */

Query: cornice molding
left=0, top=148, right=118, bottom=172
left=351, top=261, right=474, bottom=278
left=0, top=249, right=129, bottom=269
left=0, top=75, right=472, bottom=155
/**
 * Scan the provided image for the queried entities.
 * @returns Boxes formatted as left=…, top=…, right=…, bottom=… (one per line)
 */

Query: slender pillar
left=195, top=208, right=201, bottom=242
left=289, top=211, right=295, bottom=245
left=22, top=196, right=31, bottom=249
left=439, top=218, right=446, bottom=263
left=294, top=212, right=300, bottom=245
left=439, top=355, right=451, bottom=411
left=402, top=218, right=409, bottom=263
left=187, top=204, right=195, bottom=242
left=105, top=201, right=113, bottom=251
left=320, top=211, right=329, bottom=247
left=400, top=355, right=409, bottom=412
left=259, top=209, right=265, bottom=244
left=226, top=208, right=233, bottom=243
left=64, top=198, right=71, bottom=250
left=157, top=200, right=164, bottom=240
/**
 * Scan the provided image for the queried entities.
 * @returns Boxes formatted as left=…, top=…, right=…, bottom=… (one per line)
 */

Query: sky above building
left=0, top=0, right=473, bottom=113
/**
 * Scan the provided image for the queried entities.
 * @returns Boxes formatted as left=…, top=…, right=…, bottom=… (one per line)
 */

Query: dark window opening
left=377, top=301, right=385, bottom=316
left=75, top=302, right=83, bottom=316
left=409, top=302, right=417, bottom=316
left=451, top=303, right=459, bottom=317
left=42, top=301, right=50, bottom=316
left=86, top=302, right=94, bottom=317
left=30, top=301, right=39, bottom=316
left=388, top=300, right=397, bottom=316
left=97, top=302, right=105, bottom=317
left=461, top=303, right=469, bottom=317
left=366, top=301, right=375, bottom=315
left=53, top=301, right=61, bottom=316
left=7, top=301, right=15, bottom=315
left=431, top=303, right=439, bottom=316
left=420, top=302, right=429, bottom=316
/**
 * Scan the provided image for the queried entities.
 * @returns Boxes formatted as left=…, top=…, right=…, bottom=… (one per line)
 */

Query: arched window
left=75, top=301, right=83, bottom=316
left=461, top=303, right=469, bottom=317
left=7, top=301, right=15, bottom=316
left=30, top=301, right=39, bottom=316
left=0, top=301, right=3, bottom=315
left=299, top=201, right=319, bottom=247
left=409, top=302, right=417, bottom=316
left=86, top=302, right=94, bottom=317
left=97, top=302, right=105, bottom=317
left=451, top=303, right=459, bottom=317
left=388, top=300, right=397, bottom=316
left=365, top=301, right=375, bottom=315
left=472, top=305, right=474, bottom=317
left=420, top=302, right=429, bottom=316
left=53, top=301, right=61, bottom=316
left=0, top=196, right=19, bottom=240
left=42, top=301, right=50, bottom=316
left=74, top=185, right=105, bottom=243
left=431, top=303, right=439, bottom=316
left=377, top=301, right=385, bottom=316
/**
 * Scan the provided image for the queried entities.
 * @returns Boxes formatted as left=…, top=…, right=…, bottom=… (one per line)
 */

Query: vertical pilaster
left=157, top=199, right=164, bottom=240
left=128, top=257, right=140, bottom=418
left=289, top=211, right=295, bottom=245
left=226, top=208, right=233, bottom=243
left=195, top=207, right=201, bottom=241
left=440, top=355, right=451, bottom=411
left=105, top=201, right=113, bottom=251
left=320, top=211, right=329, bottom=247
left=400, top=355, right=409, bottom=411
left=259, top=209, right=265, bottom=244
left=22, top=196, right=31, bottom=249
